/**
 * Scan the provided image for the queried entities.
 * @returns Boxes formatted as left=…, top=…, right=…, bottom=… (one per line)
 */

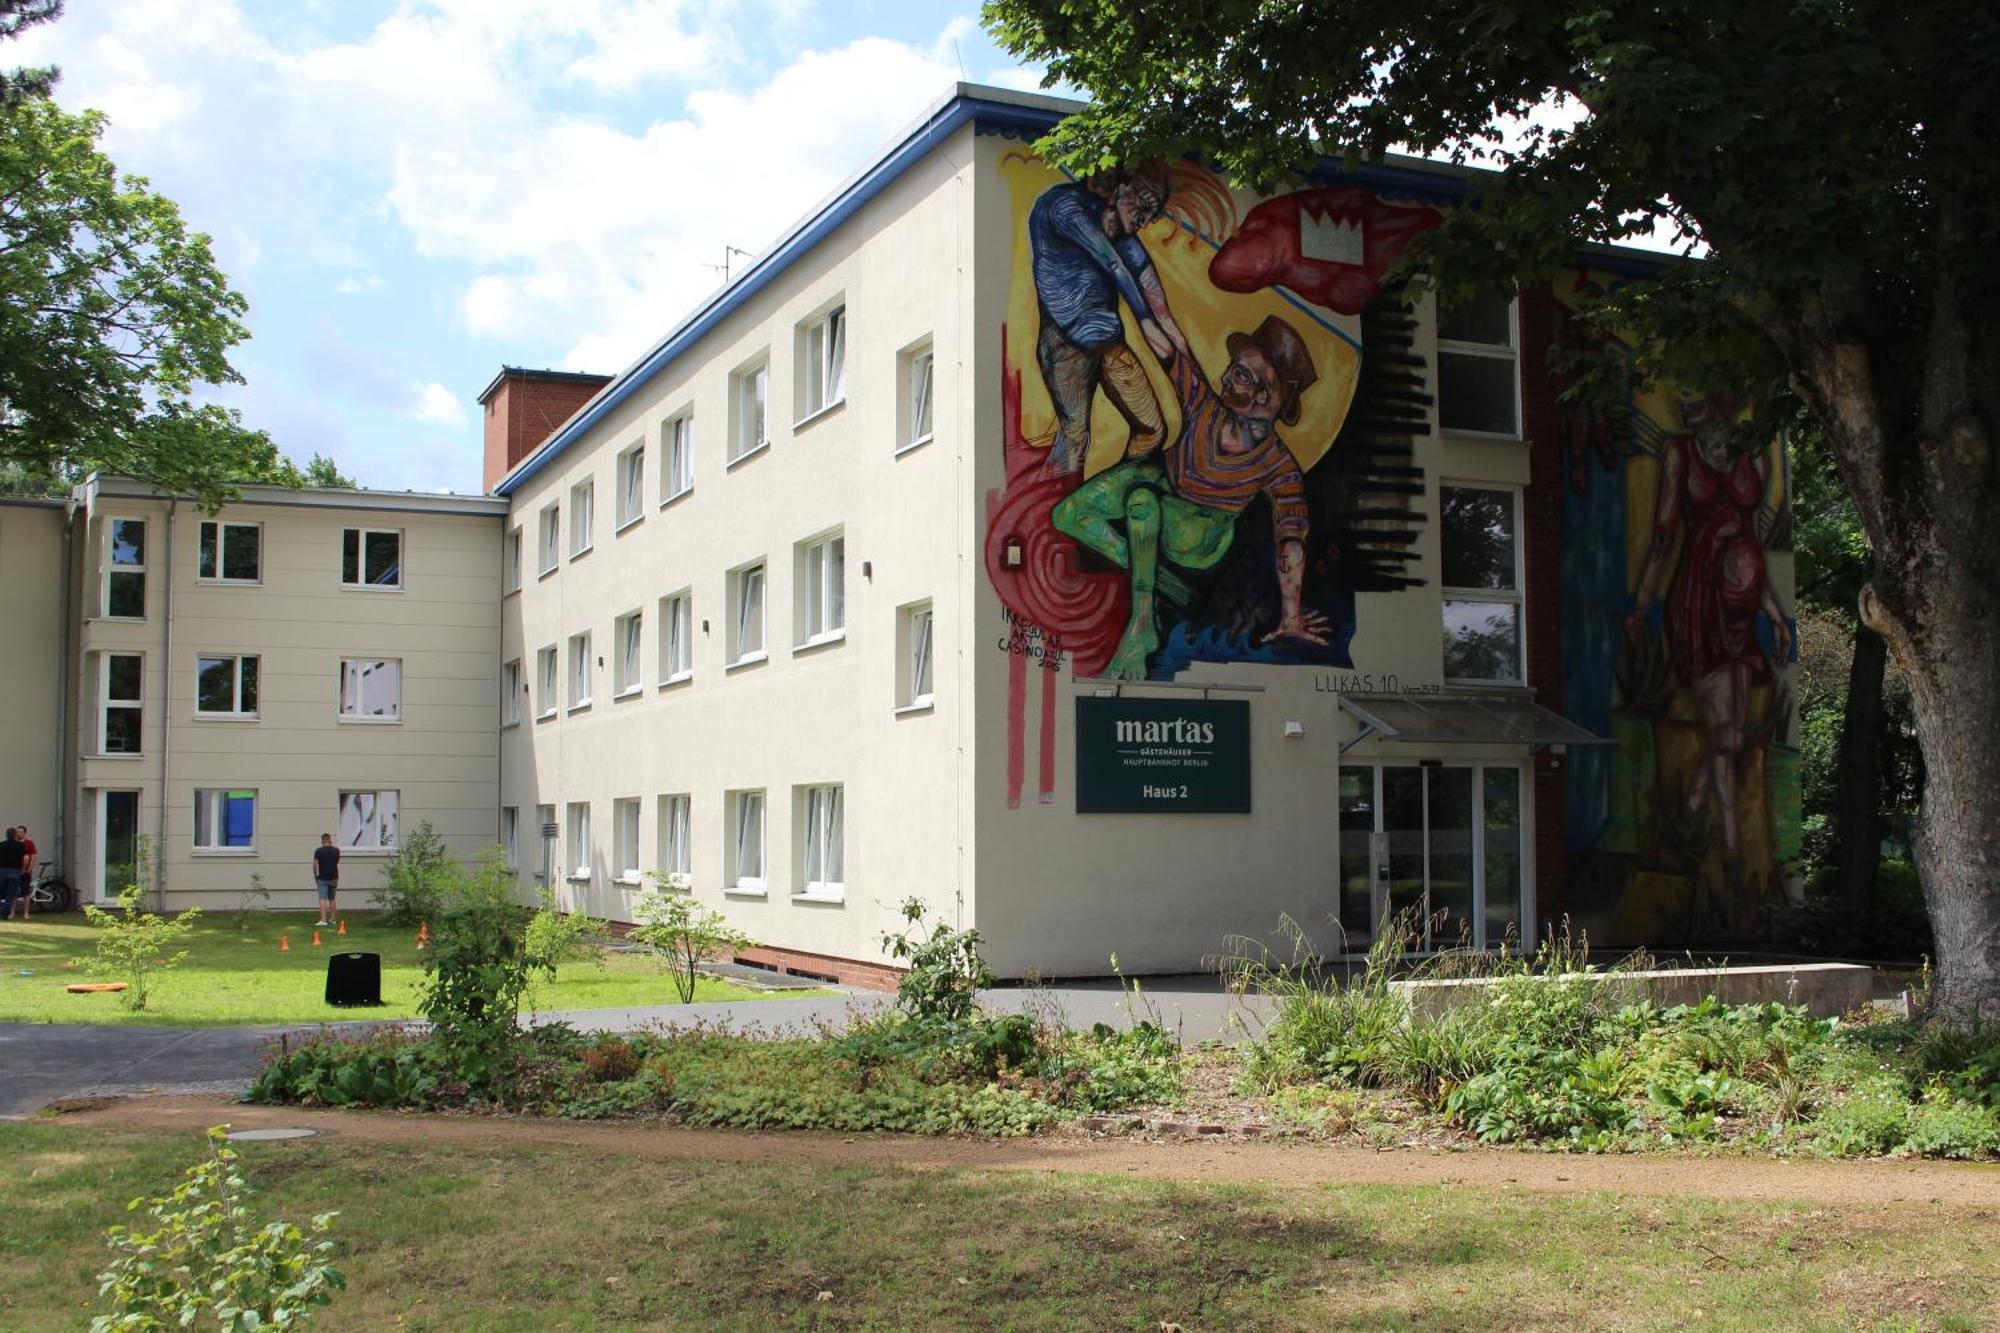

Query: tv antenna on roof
left=703, top=245, right=756, bottom=283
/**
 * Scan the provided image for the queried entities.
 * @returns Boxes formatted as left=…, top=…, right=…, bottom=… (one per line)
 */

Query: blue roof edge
left=493, top=84, right=1677, bottom=497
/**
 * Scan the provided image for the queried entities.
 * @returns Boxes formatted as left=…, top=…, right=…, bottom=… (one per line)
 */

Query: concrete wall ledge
left=1390, top=962, right=1874, bottom=1020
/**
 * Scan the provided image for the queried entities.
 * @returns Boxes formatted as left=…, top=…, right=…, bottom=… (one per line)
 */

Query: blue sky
left=16, top=1, right=1041, bottom=493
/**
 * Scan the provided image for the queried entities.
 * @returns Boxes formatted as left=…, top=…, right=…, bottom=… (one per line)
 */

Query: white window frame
left=538, top=503, right=561, bottom=575
left=102, top=517, right=147, bottom=619
left=727, top=560, right=767, bottom=667
left=897, top=601, right=934, bottom=710
left=1436, top=293, right=1521, bottom=440
left=729, top=358, right=770, bottom=464
left=501, top=806, right=519, bottom=869
left=337, top=789, right=401, bottom=853
left=798, top=303, right=847, bottom=422
left=657, top=794, right=691, bottom=888
left=536, top=645, right=559, bottom=720
left=797, top=783, right=844, bottom=901
left=1439, top=483, right=1526, bottom=685
left=341, top=527, right=404, bottom=590
left=567, top=631, right=593, bottom=710
left=726, top=788, right=766, bottom=895
left=196, top=520, right=262, bottom=585
left=900, top=340, right=934, bottom=454
left=337, top=657, right=403, bottom=723
left=501, top=658, right=522, bottom=726
left=796, top=531, right=845, bottom=648
left=566, top=801, right=592, bottom=880
left=99, top=651, right=143, bottom=755
left=615, top=441, right=646, bottom=530
left=612, top=797, right=642, bottom=884
left=194, top=653, right=259, bottom=719
left=505, top=526, right=523, bottom=593
left=569, top=479, right=595, bottom=558
left=193, top=787, right=257, bottom=854
left=614, top=609, right=644, bottom=698
left=662, top=412, right=695, bottom=503
left=658, top=590, right=692, bottom=685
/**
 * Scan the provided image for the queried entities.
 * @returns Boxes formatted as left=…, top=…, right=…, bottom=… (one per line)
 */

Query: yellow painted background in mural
left=999, top=153, right=1361, bottom=479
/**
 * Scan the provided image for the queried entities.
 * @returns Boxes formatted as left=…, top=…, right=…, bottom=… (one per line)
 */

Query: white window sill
left=614, top=513, right=644, bottom=535
left=194, top=713, right=259, bottom=723
left=1438, top=426, right=1525, bottom=444
left=792, top=629, right=846, bottom=656
left=726, top=441, right=770, bottom=470
left=86, top=752, right=146, bottom=761
left=566, top=871, right=593, bottom=883
left=566, top=700, right=593, bottom=714
left=656, top=872, right=692, bottom=891
left=192, top=848, right=257, bottom=858
left=792, top=397, right=846, bottom=432
left=569, top=546, right=593, bottom=562
left=657, top=671, right=693, bottom=690
left=340, top=583, right=404, bottom=593
left=538, top=564, right=559, bottom=581
left=336, top=715, right=402, bottom=725
left=501, top=718, right=522, bottom=729
left=726, top=651, right=768, bottom=673
left=893, top=697, right=935, bottom=717
left=724, top=883, right=768, bottom=899
left=195, top=578, right=263, bottom=588
left=536, top=708, right=559, bottom=723
left=660, top=485, right=694, bottom=509
left=340, top=848, right=396, bottom=858
left=613, top=685, right=644, bottom=701
left=96, top=615, right=148, bottom=624
left=895, top=433, right=934, bottom=458
left=792, top=889, right=845, bottom=905
left=614, top=873, right=644, bottom=886
left=504, top=584, right=521, bottom=598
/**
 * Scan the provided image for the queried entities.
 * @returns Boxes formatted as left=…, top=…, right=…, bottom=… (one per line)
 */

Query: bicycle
left=22, top=862, right=74, bottom=915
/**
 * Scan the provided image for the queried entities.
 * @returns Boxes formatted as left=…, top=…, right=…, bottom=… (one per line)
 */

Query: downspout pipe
left=155, top=499, right=177, bottom=910
left=54, top=501, right=75, bottom=882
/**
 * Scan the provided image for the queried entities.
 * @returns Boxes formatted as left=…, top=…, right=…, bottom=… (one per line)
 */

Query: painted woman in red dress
left=1626, top=395, right=1794, bottom=895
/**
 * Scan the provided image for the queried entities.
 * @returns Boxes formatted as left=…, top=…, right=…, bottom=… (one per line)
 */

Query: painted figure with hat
left=1054, top=305, right=1330, bottom=679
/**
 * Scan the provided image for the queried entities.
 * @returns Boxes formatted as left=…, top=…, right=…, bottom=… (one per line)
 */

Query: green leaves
left=83, top=883, right=202, bottom=1012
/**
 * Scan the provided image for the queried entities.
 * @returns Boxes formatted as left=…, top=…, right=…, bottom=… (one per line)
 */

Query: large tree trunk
left=1833, top=621, right=1887, bottom=914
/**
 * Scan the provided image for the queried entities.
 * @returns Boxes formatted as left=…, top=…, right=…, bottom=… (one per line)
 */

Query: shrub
left=1029, top=1022, right=1182, bottom=1110
left=1269, top=1085, right=1368, bottom=1136
left=1810, top=1082, right=1914, bottom=1156
left=881, top=897, right=992, bottom=1029
left=1903, top=1094, right=2000, bottom=1159
left=92, top=1126, right=343, bottom=1331
left=523, top=884, right=609, bottom=1009
left=1911, top=1019, right=2000, bottom=1109
left=1224, top=916, right=1412, bottom=1091
left=83, top=884, right=201, bottom=1012
left=630, top=880, right=752, bottom=1004
left=374, top=820, right=453, bottom=926
left=247, top=1028, right=442, bottom=1109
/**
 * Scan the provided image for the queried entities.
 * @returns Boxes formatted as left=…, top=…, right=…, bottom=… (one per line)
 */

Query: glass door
left=1337, top=763, right=1525, bottom=952
left=100, top=789, right=140, bottom=900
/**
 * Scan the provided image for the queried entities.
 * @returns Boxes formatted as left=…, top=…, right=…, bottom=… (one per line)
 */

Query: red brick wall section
left=480, top=372, right=613, bottom=491
left=732, top=944, right=905, bottom=992
left=1517, top=283, right=1569, bottom=935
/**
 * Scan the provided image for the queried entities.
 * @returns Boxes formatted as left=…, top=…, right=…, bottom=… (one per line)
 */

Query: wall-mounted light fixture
left=1282, top=720, right=1305, bottom=739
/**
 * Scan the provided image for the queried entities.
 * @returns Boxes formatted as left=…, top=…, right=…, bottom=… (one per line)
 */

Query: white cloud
left=334, top=274, right=384, bottom=294
left=411, top=382, right=468, bottom=427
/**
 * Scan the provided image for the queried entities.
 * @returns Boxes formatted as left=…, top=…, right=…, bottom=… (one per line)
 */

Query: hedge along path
left=56, top=1095, right=2000, bottom=1210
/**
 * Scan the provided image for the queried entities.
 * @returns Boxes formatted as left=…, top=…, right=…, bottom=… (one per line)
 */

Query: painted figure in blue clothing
left=1030, top=165, right=1187, bottom=473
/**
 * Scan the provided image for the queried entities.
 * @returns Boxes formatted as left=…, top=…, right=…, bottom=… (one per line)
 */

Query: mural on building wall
left=986, top=153, right=1444, bottom=704
left=1557, top=274, right=1801, bottom=943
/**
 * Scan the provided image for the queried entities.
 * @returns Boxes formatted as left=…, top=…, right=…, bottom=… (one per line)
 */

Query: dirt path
left=51, top=1094, right=2000, bottom=1210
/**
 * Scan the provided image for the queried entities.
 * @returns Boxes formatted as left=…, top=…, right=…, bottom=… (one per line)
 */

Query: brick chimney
left=479, top=367, right=614, bottom=492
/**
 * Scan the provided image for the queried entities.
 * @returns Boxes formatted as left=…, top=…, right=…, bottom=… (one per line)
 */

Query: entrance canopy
left=1336, top=692, right=1610, bottom=754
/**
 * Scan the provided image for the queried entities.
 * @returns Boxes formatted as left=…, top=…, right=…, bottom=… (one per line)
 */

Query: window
left=663, top=413, right=694, bottom=501
left=338, top=658, right=402, bottom=721
left=727, top=562, right=766, bottom=664
left=538, top=503, right=560, bottom=574
left=501, top=806, right=519, bottom=868
left=797, top=533, right=845, bottom=646
left=337, top=789, right=400, bottom=851
left=616, top=442, right=645, bottom=528
left=800, top=305, right=847, bottom=418
left=502, top=658, right=522, bottom=726
left=727, top=789, right=765, bottom=893
left=505, top=527, right=523, bottom=593
left=798, top=784, right=844, bottom=899
left=566, top=801, right=592, bottom=878
left=614, top=610, right=643, bottom=696
left=657, top=794, right=690, bottom=886
left=730, top=360, right=769, bottom=462
left=101, top=652, right=142, bottom=754
left=193, top=788, right=256, bottom=852
left=898, top=602, right=934, bottom=708
left=195, top=655, right=258, bottom=717
left=341, top=527, right=402, bottom=589
left=1437, top=292, right=1519, bottom=437
left=103, top=518, right=146, bottom=618
left=659, top=591, right=692, bottom=683
left=1439, top=485, right=1523, bottom=682
left=570, top=480, right=594, bottom=557
left=197, top=521, right=261, bottom=583
left=900, top=342, right=934, bottom=451
left=536, top=646, right=558, bottom=718
left=568, top=631, right=593, bottom=709
left=613, top=797, right=641, bottom=882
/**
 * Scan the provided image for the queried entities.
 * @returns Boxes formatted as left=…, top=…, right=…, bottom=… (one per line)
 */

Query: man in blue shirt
left=1029, top=166, right=1184, bottom=473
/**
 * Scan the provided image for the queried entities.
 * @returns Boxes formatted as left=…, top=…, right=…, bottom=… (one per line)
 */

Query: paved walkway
left=0, top=976, right=1267, bottom=1118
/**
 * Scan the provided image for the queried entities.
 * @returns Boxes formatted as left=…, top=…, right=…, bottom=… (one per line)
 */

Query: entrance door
left=99, top=790, right=140, bottom=901
left=1337, top=763, right=1524, bottom=951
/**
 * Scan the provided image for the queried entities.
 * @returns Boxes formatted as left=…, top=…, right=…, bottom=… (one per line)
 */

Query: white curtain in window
left=735, top=793, right=763, bottom=882
left=669, top=797, right=690, bottom=873
left=738, top=568, right=763, bottom=654
left=622, top=616, right=641, bottom=684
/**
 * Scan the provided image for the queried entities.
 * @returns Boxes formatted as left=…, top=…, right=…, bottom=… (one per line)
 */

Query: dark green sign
left=1076, top=697, right=1251, bottom=814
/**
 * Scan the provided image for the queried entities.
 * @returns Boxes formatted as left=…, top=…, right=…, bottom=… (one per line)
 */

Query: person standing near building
left=0, top=827, right=25, bottom=921
left=12, top=823, right=36, bottom=919
left=312, top=834, right=340, bottom=926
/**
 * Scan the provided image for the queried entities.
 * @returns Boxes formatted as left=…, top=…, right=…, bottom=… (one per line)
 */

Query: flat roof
left=493, top=81, right=1680, bottom=499
left=85, top=474, right=510, bottom=518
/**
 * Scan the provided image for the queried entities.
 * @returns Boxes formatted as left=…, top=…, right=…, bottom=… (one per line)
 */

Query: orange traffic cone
left=337, top=919, right=347, bottom=936
left=311, top=929, right=322, bottom=947
left=416, top=922, right=430, bottom=951
left=279, top=934, right=290, bottom=952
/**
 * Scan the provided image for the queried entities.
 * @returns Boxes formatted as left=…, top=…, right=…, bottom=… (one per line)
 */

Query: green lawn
left=2, top=1120, right=1993, bottom=1330
left=0, top=912, right=810, bottom=1027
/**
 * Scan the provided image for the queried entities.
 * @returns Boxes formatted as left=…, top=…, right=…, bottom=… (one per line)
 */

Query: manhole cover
left=224, top=1127, right=320, bottom=1142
